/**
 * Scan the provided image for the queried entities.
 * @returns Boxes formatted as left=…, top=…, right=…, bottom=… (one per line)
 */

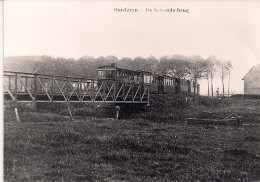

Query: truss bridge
left=3, top=71, right=150, bottom=104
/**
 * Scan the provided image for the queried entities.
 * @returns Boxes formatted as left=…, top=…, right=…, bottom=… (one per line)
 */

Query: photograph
left=3, top=0, right=260, bottom=181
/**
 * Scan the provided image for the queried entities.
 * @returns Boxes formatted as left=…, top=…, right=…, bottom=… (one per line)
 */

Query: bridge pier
left=113, top=103, right=149, bottom=119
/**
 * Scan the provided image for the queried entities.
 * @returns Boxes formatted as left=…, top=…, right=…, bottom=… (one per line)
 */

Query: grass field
left=4, top=97, right=260, bottom=181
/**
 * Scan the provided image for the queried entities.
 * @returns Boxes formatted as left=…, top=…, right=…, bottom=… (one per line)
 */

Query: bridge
left=3, top=71, right=150, bottom=105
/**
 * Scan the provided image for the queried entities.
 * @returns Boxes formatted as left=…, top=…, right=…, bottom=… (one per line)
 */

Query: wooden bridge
left=3, top=71, right=150, bottom=104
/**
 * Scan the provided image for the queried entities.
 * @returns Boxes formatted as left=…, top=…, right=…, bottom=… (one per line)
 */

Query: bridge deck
left=3, top=71, right=150, bottom=104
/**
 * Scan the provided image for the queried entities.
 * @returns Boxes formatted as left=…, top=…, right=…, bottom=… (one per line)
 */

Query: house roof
left=242, top=64, right=260, bottom=80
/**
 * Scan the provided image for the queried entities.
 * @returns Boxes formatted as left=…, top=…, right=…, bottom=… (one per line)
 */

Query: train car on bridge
left=97, top=63, right=200, bottom=95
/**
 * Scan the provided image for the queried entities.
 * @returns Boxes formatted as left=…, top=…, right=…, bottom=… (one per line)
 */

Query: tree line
left=33, top=55, right=232, bottom=96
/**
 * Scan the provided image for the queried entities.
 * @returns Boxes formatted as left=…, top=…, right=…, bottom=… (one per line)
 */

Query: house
left=242, top=64, right=260, bottom=95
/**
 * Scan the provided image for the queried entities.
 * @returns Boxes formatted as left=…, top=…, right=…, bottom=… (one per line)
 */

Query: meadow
left=4, top=96, right=260, bottom=181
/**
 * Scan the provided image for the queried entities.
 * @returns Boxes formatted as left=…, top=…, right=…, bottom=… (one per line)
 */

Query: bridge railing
left=4, top=71, right=150, bottom=104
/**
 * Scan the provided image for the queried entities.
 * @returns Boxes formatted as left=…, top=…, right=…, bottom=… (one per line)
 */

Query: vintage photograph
left=3, top=0, right=260, bottom=181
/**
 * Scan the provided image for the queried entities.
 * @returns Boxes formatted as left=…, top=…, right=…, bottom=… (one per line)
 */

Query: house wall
left=244, top=65, right=260, bottom=95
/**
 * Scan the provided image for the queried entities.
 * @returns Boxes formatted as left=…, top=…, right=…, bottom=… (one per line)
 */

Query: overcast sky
left=4, top=0, right=260, bottom=94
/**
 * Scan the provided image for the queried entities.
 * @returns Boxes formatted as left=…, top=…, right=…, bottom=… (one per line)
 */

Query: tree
left=132, top=57, right=148, bottom=71
left=226, top=60, right=233, bottom=97
left=158, top=56, right=170, bottom=75
left=106, top=55, right=119, bottom=64
left=216, top=60, right=230, bottom=95
left=118, top=57, right=132, bottom=69
left=158, top=55, right=190, bottom=78
left=77, top=56, right=97, bottom=78
left=204, top=60, right=211, bottom=96
left=186, top=56, right=208, bottom=93
left=147, top=55, right=159, bottom=74
left=206, top=55, right=218, bottom=96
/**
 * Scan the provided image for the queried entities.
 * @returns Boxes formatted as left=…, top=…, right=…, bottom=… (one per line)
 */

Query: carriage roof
left=97, top=65, right=144, bottom=75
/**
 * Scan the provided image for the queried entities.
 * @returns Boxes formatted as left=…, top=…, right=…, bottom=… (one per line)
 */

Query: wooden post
left=14, top=108, right=21, bottom=122
left=67, top=106, right=74, bottom=121
left=115, top=106, right=120, bottom=120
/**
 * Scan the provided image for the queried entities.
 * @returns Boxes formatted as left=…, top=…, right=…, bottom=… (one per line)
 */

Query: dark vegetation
left=136, top=93, right=260, bottom=124
left=231, top=94, right=260, bottom=100
left=4, top=95, right=260, bottom=181
left=5, top=54, right=233, bottom=96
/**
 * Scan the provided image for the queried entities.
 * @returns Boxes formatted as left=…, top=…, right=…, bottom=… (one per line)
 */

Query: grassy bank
left=4, top=95, right=260, bottom=181
left=142, top=94, right=260, bottom=123
left=4, top=119, right=260, bottom=181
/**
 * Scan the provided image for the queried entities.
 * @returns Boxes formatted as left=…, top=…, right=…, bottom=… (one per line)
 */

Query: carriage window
left=106, top=70, right=113, bottom=78
left=131, top=74, right=134, bottom=80
left=144, top=75, right=151, bottom=83
left=151, top=76, right=154, bottom=83
left=98, top=70, right=116, bottom=79
left=98, top=70, right=106, bottom=79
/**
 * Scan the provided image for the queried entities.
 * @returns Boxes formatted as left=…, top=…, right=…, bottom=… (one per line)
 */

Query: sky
left=4, top=0, right=260, bottom=94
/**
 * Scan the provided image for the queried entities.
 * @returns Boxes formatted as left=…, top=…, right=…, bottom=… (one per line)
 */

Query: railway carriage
left=180, top=79, right=189, bottom=93
left=158, top=75, right=179, bottom=94
left=97, top=63, right=200, bottom=95
left=139, top=71, right=159, bottom=93
left=97, top=64, right=149, bottom=101
left=97, top=64, right=142, bottom=84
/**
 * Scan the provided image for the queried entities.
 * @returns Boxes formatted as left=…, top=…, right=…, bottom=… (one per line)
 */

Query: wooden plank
left=186, top=118, right=239, bottom=125
left=15, top=108, right=21, bottom=122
